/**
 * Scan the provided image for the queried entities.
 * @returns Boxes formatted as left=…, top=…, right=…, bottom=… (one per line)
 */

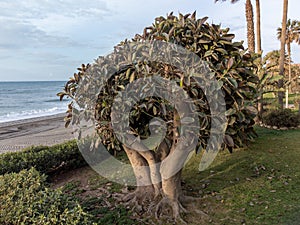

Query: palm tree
left=290, top=64, right=300, bottom=92
left=215, top=0, right=255, bottom=52
left=245, top=0, right=255, bottom=52
left=296, top=21, right=300, bottom=45
left=278, top=0, right=289, bottom=109
left=216, top=0, right=264, bottom=118
left=254, top=0, right=263, bottom=118
left=255, top=0, right=262, bottom=53
left=264, top=50, right=288, bottom=68
left=277, top=19, right=300, bottom=94
left=263, top=50, right=289, bottom=79
left=257, top=50, right=288, bottom=117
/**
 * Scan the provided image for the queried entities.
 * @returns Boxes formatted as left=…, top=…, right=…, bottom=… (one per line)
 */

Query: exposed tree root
left=155, top=197, right=188, bottom=224
left=114, top=186, right=155, bottom=214
left=113, top=186, right=210, bottom=224
left=180, top=195, right=209, bottom=219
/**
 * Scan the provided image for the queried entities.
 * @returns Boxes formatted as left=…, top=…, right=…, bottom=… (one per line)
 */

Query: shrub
left=0, top=140, right=87, bottom=176
left=0, top=168, right=95, bottom=225
left=263, top=109, right=300, bottom=128
left=59, top=13, right=258, bottom=153
left=295, top=98, right=300, bottom=114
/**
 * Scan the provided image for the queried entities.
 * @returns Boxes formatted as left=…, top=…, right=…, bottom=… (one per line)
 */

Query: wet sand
left=0, top=114, right=74, bottom=153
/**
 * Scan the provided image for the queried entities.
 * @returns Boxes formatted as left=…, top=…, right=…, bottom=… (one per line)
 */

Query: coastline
left=0, top=113, right=74, bottom=154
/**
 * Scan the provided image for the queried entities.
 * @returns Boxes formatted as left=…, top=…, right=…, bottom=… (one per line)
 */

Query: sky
left=0, top=0, right=299, bottom=81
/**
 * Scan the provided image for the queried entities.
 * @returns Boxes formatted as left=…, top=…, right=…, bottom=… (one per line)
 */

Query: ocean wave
left=0, top=107, right=67, bottom=123
left=0, top=81, right=69, bottom=123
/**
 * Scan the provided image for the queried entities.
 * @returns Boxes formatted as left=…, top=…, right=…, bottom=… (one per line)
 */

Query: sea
left=0, top=81, right=70, bottom=123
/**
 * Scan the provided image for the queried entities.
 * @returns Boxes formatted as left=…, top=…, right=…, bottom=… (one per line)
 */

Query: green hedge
left=0, top=168, right=95, bottom=225
left=263, top=109, right=300, bottom=128
left=0, top=140, right=87, bottom=175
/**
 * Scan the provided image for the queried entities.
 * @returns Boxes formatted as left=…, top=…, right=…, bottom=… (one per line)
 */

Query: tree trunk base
left=115, top=187, right=209, bottom=224
left=121, top=185, right=155, bottom=213
left=155, top=196, right=188, bottom=224
left=118, top=142, right=210, bottom=223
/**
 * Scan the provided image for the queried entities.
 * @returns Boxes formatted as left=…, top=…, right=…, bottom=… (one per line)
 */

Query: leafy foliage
left=0, top=141, right=86, bottom=176
left=256, top=51, right=285, bottom=94
left=263, top=109, right=300, bottom=128
left=277, top=19, right=300, bottom=46
left=59, top=12, right=258, bottom=153
left=0, top=168, right=95, bottom=225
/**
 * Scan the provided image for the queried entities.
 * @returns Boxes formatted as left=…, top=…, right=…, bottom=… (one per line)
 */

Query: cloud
left=0, top=0, right=112, bottom=73
left=1, top=0, right=300, bottom=81
left=0, top=0, right=113, bottom=51
left=0, top=0, right=111, bottom=20
left=0, top=19, right=78, bottom=50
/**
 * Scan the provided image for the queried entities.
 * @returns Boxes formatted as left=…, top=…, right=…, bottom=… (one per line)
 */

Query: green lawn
left=264, top=93, right=300, bottom=108
left=183, top=126, right=300, bottom=224
left=54, top=127, right=300, bottom=224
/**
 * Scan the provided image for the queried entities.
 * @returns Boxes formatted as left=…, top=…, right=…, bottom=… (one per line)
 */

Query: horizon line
left=0, top=80, right=67, bottom=82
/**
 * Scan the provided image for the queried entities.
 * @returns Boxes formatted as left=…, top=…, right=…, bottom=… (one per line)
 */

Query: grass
left=264, top=93, right=300, bottom=111
left=286, top=93, right=300, bottom=104
left=54, top=126, right=300, bottom=224
left=52, top=167, right=138, bottom=225
left=183, top=126, right=300, bottom=224
left=80, top=196, right=135, bottom=225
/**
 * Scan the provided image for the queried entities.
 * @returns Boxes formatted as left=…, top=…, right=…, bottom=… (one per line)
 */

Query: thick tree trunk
left=156, top=171, right=187, bottom=222
left=245, top=0, right=255, bottom=52
left=120, top=109, right=199, bottom=222
left=122, top=146, right=155, bottom=207
left=122, top=143, right=193, bottom=222
left=278, top=0, right=288, bottom=109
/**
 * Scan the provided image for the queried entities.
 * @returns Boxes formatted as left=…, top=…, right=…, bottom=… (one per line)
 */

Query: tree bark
left=120, top=108, right=198, bottom=222
left=246, top=0, right=255, bottom=52
left=287, top=42, right=292, bottom=93
left=285, top=42, right=291, bottom=108
left=255, top=0, right=263, bottom=120
left=122, top=146, right=155, bottom=205
left=255, top=0, right=262, bottom=53
left=278, top=0, right=288, bottom=109
left=257, top=94, right=263, bottom=120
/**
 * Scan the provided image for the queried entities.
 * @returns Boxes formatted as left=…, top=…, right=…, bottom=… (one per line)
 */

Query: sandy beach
left=0, top=114, right=74, bottom=154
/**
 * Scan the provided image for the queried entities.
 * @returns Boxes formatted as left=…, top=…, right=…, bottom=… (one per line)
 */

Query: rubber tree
left=59, top=13, right=258, bottom=223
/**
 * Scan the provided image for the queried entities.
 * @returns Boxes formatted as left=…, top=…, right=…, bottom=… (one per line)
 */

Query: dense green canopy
left=59, top=12, right=258, bottom=154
